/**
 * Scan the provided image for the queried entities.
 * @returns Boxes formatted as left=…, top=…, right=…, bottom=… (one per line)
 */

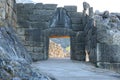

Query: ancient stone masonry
left=94, top=11, right=120, bottom=73
left=16, top=1, right=120, bottom=73
left=16, top=3, right=57, bottom=61
left=83, top=2, right=120, bottom=73
left=0, top=0, right=56, bottom=80
left=16, top=3, right=85, bottom=61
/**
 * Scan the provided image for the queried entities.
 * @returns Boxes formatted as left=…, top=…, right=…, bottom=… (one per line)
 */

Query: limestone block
left=24, top=3, right=34, bottom=9
left=25, top=41, right=34, bottom=46
left=75, top=43, right=85, bottom=50
left=18, top=35, right=25, bottom=41
left=91, top=35, right=97, bottom=48
left=34, top=42, right=44, bottom=47
left=68, top=12, right=82, bottom=18
left=30, top=22, right=48, bottom=29
left=16, top=28, right=25, bottom=35
left=29, top=15, right=50, bottom=22
left=31, top=52, right=44, bottom=61
left=16, top=3, right=24, bottom=9
left=34, top=3, right=43, bottom=9
left=43, top=4, right=57, bottom=10
left=33, top=10, right=55, bottom=16
left=18, top=21, right=30, bottom=28
left=72, top=24, right=84, bottom=31
left=97, top=62, right=120, bottom=73
left=97, top=43, right=120, bottom=63
left=33, top=47, right=43, bottom=52
left=25, top=29, right=44, bottom=42
left=71, top=18, right=82, bottom=24
left=64, top=6, right=77, bottom=12
left=89, top=48, right=97, bottom=63
left=28, top=15, right=40, bottom=21
left=26, top=46, right=34, bottom=52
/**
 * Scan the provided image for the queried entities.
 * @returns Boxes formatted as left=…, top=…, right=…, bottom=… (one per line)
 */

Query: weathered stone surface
left=95, top=12, right=120, bottom=72
left=49, top=7, right=72, bottom=29
left=43, top=4, right=57, bottom=10
left=64, top=6, right=77, bottom=12
left=102, top=11, right=109, bottom=19
left=68, top=12, right=82, bottom=18
left=97, top=44, right=120, bottom=63
left=0, top=1, right=58, bottom=79
left=33, top=10, right=55, bottom=15
left=71, top=18, right=82, bottom=24
left=34, top=3, right=43, bottom=9
left=30, top=22, right=48, bottom=29
left=95, top=13, right=120, bottom=45
left=83, top=2, right=90, bottom=10
left=24, top=3, right=35, bottom=9
left=29, top=14, right=51, bottom=22
left=0, top=26, right=54, bottom=80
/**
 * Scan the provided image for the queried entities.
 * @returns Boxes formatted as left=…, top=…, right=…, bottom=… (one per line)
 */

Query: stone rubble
left=49, top=40, right=70, bottom=58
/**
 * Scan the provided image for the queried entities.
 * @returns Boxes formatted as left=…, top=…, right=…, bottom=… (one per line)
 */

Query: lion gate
left=16, top=2, right=120, bottom=73
left=16, top=3, right=91, bottom=61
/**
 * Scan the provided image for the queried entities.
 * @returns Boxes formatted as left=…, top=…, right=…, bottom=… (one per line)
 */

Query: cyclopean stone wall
left=0, top=0, right=56, bottom=79
left=82, top=2, right=120, bottom=73
left=16, top=2, right=120, bottom=73
left=16, top=3, right=85, bottom=61
left=94, top=12, right=120, bottom=73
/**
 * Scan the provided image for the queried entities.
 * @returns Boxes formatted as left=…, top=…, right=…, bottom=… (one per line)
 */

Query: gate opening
left=49, top=36, right=70, bottom=59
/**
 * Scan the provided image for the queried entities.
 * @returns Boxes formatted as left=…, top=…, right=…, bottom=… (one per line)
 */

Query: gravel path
left=32, top=58, right=120, bottom=80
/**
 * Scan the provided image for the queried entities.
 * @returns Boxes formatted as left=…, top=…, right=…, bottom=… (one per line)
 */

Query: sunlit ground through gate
left=49, top=37, right=70, bottom=59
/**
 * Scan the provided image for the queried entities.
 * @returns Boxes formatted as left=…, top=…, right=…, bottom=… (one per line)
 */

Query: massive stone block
left=43, top=4, right=57, bottom=10
left=64, top=6, right=77, bottom=12
left=97, top=44, right=120, bottom=63
left=34, top=3, right=43, bottom=9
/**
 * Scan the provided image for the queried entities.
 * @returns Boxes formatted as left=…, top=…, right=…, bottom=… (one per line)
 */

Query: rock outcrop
left=0, top=26, right=55, bottom=80
left=0, top=0, right=55, bottom=80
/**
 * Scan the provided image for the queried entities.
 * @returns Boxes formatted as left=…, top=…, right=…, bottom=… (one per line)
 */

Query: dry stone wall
left=16, top=3, right=85, bottom=61
left=16, top=1, right=120, bottom=73
left=94, top=12, right=120, bottom=73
